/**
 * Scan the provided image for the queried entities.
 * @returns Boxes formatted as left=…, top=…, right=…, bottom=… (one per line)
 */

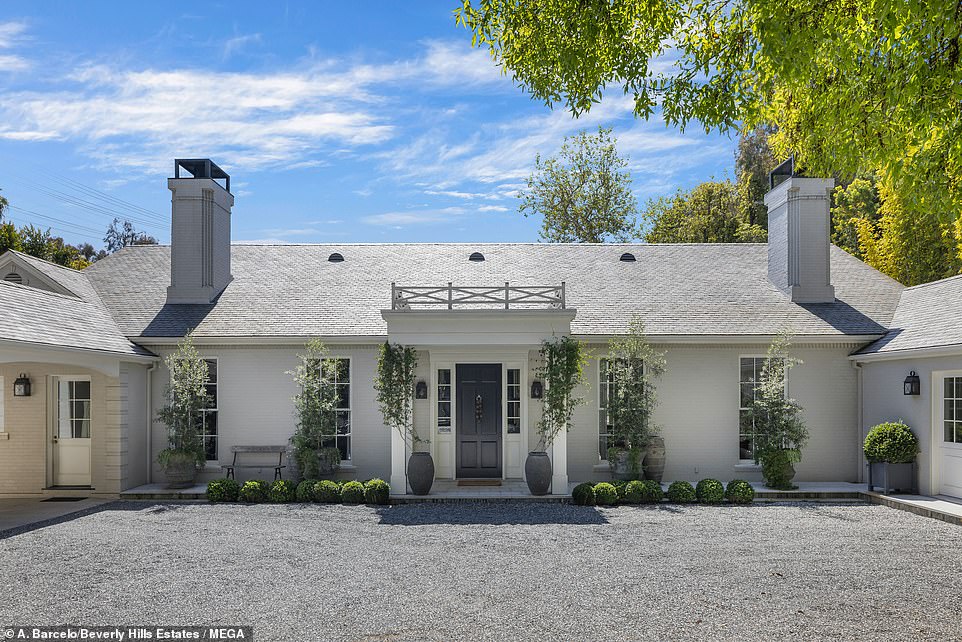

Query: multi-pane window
left=599, top=359, right=615, bottom=460
left=507, top=369, right=521, bottom=434
left=60, top=380, right=91, bottom=438
left=944, top=377, right=962, bottom=444
left=198, top=359, right=218, bottom=461
left=437, top=369, right=451, bottom=432
left=324, top=358, right=351, bottom=461
left=739, top=357, right=787, bottom=460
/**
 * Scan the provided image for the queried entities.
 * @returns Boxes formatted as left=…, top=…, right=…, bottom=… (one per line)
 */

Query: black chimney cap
left=769, top=156, right=802, bottom=190
left=174, top=159, right=230, bottom=193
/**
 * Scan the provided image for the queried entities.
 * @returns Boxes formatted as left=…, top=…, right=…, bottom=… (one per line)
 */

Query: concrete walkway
left=0, top=497, right=109, bottom=534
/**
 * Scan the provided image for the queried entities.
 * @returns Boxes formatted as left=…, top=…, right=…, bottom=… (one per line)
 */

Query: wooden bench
left=222, top=445, right=287, bottom=481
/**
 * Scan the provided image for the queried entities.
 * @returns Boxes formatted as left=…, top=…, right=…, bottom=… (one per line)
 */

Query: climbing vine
left=374, top=341, right=422, bottom=449
left=535, top=335, right=589, bottom=451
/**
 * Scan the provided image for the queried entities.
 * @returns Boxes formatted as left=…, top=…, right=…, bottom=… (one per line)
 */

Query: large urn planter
left=643, top=436, right=666, bottom=483
left=161, top=452, right=199, bottom=489
left=868, top=462, right=915, bottom=494
left=525, top=451, right=552, bottom=495
left=761, top=449, right=797, bottom=490
left=407, top=452, right=435, bottom=495
left=608, top=448, right=643, bottom=481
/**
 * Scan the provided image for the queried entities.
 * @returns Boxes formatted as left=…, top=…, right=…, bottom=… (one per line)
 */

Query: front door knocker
left=475, top=394, right=483, bottom=422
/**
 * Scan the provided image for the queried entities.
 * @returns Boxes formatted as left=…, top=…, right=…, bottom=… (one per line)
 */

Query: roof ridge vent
left=328, top=252, right=344, bottom=262
left=619, top=252, right=636, bottom=262
left=469, top=251, right=485, bottom=262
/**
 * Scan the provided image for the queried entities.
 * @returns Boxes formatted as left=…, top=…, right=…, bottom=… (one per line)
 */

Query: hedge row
left=207, top=478, right=391, bottom=505
left=572, top=479, right=755, bottom=506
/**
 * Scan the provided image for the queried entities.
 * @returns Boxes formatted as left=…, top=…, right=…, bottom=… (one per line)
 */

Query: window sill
left=593, top=462, right=612, bottom=473
left=734, top=462, right=762, bottom=471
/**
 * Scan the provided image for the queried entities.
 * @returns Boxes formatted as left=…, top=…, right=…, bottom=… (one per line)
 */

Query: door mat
left=457, top=480, right=502, bottom=487
left=41, top=497, right=88, bottom=502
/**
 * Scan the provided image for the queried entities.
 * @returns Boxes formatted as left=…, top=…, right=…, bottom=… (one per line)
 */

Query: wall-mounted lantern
left=903, top=371, right=921, bottom=396
left=530, top=380, right=543, bottom=399
left=415, top=380, right=428, bottom=399
left=13, top=373, right=31, bottom=397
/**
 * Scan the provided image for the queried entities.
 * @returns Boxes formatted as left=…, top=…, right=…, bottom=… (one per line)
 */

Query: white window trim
left=940, top=373, right=962, bottom=447
left=0, top=375, right=4, bottom=434
left=323, top=356, right=352, bottom=463
left=738, top=354, right=788, bottom=463
left=199, top=357, right=218, bottom=462
left=597, top=358, right=645, bottom=462
left=54, top=375, right=93, bottom=440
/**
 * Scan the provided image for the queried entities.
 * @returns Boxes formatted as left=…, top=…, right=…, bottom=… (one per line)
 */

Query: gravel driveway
left=1, top=501, right=960, bottom=641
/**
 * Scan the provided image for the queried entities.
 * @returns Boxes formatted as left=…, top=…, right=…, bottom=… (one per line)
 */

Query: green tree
left=520, top=127, right=638, bottom=242
left=735, top=126, right=776, bottom=229
left=643, top=180, right=766, bottom=244
left=0, top=223, right=20, bottom=255
left=156, top=333, right=209, bottom=469
left=456, top=0, right=962, bottom=212
left=288, top=338, right=342, bottom=479
left=831, top=175, right=882, bottom=259
left=104, top=218, right=158, bottom=253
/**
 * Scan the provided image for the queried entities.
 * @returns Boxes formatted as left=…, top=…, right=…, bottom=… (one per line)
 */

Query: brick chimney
left=166, top=159, right=233, bottom=305
left=764, top=159, right=835, bottom=303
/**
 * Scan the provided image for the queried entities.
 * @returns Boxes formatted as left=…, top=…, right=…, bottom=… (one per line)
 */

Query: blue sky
left=0, top=2, right=736, bottom=246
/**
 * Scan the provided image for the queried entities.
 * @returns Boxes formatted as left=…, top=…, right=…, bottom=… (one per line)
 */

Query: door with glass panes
left=53, top=377, right=92, bottom=486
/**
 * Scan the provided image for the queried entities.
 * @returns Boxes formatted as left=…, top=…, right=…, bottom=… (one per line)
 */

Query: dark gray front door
left=456, top=364, right=502, bottom=478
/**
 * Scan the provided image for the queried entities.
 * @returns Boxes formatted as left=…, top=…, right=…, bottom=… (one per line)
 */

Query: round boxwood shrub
left=313, top=480, right=342, bottom=503
left=864, top=421, right=920, bottom=463
left=594, top=482, right=618, bottom=506
left=206, top=478, right=239, bottom=503
left=238, top=479, right=270, bottom=503
left=572, top=482, right=596, bottom=506
left=611, top=480, right=628, bottom=503
left=640, top=479, right=664, bottom=503
left=268, top=479, right=296, bottom=503
left=666, top=480, right=697, bottom=503
left=295, top=479, right=318, bottom=502
left=341, top=480, right=366, bottom=504
left=695, top=478, right=725, bottom=504
left=364, top=479, right=391, bottom=505
left=622, top=480, right=644, bottom=504
left=725, top=479, right=755, bottom=504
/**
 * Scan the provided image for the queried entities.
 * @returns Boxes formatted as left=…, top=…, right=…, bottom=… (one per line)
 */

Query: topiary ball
left=572, top=482, right=596, bottom=506
left=696, top=478, right=725, bottom=504
left=640, top=479, right=664, bottom=503
left=268, top=479, right=296, bottom=503
left=364, top=479, right=391, bottom=505
left=725, top=479, right=755, bottom=504
left=667, top=481, right=697, bottom=503
left=622, top=480, right=644, bottom=504
left=238, top=479, right=270, bottom=503
left=313, top=480, right=342, bottom=503
left=594, top=482, right=618, bottom=506
left=206, top=478, right=239, bottom=503
left=341, top=480, right=366, bottom=504
left=864, top=421, right=920, bottom=463
left=295, top=479, right=318, bottom=502
left=611, top=480, right=628, bottom=503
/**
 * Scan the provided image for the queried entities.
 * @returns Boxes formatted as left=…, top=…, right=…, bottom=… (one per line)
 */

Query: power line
left=34, top=168, right=168, bottom=222
left=7, top=205, right=107, bottom=237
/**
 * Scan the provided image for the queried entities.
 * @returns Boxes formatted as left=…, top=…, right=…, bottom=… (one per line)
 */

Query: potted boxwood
left=528, top=335, right=589, bottom=495
left=375, top=341, right=432, bottom=494
left=156, top=333, right=209, bottom=489
left=748, top=332, right=809, bottom=490
left=604, top=318, right=666, bottom=481
left=865, top=421, right=919, bottom=493
left=288, top=338, right=343, bottom=480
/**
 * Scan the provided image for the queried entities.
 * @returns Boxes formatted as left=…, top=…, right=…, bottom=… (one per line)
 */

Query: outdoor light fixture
left=13, top=373, right=31, bottom=397
left=903, top=371, right=921, bottom=396
left=531, top=381, right=543, bottom=399
left=415, top=380, right=428, bottom=399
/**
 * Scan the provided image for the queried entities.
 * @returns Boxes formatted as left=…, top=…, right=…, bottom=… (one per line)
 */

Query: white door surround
left=51, top=376, right=92, bottom=487
left=932, top=370, right=962, bottom=499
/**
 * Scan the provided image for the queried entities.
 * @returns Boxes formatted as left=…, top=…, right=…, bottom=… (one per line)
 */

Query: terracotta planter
left=407, top=452, right=435, bottom=495
left=643, top=436, right=666, bottom=483
left=525, top=451, right=552, bottom=495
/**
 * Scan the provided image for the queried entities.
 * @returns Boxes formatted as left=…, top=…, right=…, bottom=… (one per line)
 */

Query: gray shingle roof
left=855, top=274, right=962, bottom=355
left=83, top=243, right=903, bottom=339
left=0, top=252, right=151, bottom=357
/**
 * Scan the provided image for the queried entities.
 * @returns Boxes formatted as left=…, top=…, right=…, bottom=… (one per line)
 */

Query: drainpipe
left=851, top=360, right=864, bottom=484
left=146, top=361, right=158, bottom=484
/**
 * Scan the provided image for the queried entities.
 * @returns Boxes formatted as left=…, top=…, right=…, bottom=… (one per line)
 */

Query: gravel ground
left=1, top=501, right=960, bottom=641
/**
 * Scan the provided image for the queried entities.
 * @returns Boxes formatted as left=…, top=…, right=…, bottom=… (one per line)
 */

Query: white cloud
left=0, top=21, right=30, bottom=71
left=362, top=206, right=465, bottom=226
left=477, top=204, right=509, bottom=212
left=222, top=33, right=261, bottom=59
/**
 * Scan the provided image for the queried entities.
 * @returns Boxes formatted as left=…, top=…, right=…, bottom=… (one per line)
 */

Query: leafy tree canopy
left=520, top=126, right=638, bottom=242
left=104, top=217, right=158, bottom=253
left=643, top=180, right=767, bottom=244
left=457, top=0, right=962, bottom=211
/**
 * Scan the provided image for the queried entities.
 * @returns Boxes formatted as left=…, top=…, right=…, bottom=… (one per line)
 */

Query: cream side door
left=939, top=374, right=962, bottom=498
left=53, top=377, right=92, bottom=486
